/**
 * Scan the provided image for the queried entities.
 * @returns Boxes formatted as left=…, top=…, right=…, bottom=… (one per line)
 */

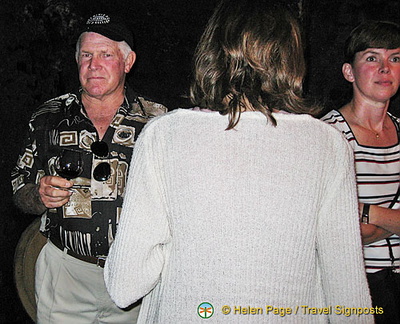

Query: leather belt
left=50, top=237, right=106, bottom=268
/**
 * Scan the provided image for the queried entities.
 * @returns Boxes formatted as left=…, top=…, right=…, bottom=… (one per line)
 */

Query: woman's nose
left=379, top=61, right=390, bottom=74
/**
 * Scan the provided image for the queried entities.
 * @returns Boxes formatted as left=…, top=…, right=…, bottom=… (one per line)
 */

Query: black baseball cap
left=80, top=13, right=134, bottom=49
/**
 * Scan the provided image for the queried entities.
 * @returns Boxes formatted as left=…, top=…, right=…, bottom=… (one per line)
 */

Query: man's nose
left=88, top=57, right=101, bottom=70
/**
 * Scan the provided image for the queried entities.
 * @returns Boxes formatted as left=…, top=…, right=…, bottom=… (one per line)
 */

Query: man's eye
left=366, top=56, right=376, bottom=62
left=391, top=56, right=400, bottom=63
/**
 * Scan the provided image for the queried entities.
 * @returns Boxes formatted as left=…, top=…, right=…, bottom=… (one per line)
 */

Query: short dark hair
left=190, top=0, right=320, bottom=129
left=344, top=20, right=400, bottom=64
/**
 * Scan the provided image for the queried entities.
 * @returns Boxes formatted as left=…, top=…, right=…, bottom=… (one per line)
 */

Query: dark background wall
left=0, top=0, right=399, bottom=322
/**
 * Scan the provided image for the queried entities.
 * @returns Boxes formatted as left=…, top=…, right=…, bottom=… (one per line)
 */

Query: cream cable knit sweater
left=105, top=109, right=373, bottom=323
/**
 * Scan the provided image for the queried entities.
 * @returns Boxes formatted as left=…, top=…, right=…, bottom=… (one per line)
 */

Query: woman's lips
left=375, top=80, right=392, bottom=86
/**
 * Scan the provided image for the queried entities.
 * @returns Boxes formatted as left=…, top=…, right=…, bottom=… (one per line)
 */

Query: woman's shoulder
left=272, top=112, right=352, bottom=149
left=320, top=109, right=343, bottom=124
left=319, top=109, right=351, bottom=135
left=388, top=111, right=400, bottom=126
left=137, top=108, right=217, bottom=137
left=275, top=110, right=345, bottom=134
left=145, top=108, right=220, bottom=127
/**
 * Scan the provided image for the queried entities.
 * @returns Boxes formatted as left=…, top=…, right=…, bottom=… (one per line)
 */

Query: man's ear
left=124, top=51, right=136, bottom=73
left=342, top=63, right=355, bottom=83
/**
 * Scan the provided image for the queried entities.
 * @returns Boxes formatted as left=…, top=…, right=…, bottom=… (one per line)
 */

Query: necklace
left=350, top=107, right=385, bottom=140
left=357, top=122, right=382, bottom=139
left=358, top=124, right=381, bottom=139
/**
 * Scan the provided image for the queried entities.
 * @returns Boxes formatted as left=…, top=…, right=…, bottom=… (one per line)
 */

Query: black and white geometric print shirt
left=12, top=86, right=167, bottom=257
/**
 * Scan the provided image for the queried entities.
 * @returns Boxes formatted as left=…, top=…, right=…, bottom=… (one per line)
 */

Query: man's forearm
left=13, top=183, right=47, bottom=215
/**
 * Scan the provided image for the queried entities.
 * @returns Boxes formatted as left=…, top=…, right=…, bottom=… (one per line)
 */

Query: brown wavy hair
left=190, top=0, right=320, bottom=130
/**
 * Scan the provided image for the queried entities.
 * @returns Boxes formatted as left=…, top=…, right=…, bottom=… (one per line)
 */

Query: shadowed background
left=0, top=0, right=399, bottom=322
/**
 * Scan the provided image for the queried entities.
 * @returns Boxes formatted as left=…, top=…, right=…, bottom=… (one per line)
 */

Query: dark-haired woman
left=322, top=20, right=400, bottom=323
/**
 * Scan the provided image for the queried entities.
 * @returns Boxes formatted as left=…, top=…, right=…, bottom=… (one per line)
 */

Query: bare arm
left=360, top=223, right=393, bottom=245
left=13, top=176, right=73, bottom=214
left=368, top=204, right=400, bottom=236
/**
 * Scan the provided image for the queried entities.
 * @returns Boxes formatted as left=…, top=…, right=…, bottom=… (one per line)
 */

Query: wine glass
left=54, top=149, right=83, bottom=180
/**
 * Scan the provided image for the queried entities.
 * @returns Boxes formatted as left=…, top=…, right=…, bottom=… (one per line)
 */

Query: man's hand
left=39, top=176, right=73, bottom=209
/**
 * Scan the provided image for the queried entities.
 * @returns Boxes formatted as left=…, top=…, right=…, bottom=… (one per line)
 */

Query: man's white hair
left=75, top=32, right=133, bottom=62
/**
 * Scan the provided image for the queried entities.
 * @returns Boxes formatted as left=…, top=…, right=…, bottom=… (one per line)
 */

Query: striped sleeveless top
left=322, top=110, right=400, bottom=273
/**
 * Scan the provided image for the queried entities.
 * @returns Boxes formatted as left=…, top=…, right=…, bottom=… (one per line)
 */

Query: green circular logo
left=198, top=302, right=214, bottom=319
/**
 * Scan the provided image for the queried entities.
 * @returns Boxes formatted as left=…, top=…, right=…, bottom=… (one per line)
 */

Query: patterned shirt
left=322, top=110, right=400, bottom=273
left=12, top=87, right=167, bottom=257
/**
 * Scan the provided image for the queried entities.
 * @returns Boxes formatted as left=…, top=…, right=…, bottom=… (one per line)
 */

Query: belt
left=50, top=237, right=106, bottom=268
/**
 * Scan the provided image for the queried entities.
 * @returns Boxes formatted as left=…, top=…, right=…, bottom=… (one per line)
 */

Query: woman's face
left=343, top=47, right=400, bottom=104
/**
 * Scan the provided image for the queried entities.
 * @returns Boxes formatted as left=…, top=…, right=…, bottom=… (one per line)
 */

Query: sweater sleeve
left=316, top=137, right=374, bottom=323
left=104, top=121, right=171, bottom=308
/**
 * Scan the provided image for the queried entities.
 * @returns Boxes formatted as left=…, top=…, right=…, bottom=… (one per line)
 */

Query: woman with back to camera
left=322, top=21, right=400, bottom=323
left=105, top=0, right=373, bottom=322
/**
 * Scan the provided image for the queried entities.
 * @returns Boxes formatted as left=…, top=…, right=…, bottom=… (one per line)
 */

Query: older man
left=11, top=13, right=167, bottom=323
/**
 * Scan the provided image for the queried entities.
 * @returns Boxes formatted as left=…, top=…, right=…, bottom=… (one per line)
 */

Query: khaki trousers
left=35, top=240, right=141, bottom=323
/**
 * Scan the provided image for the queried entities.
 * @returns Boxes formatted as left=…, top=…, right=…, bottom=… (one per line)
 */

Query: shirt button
left=96, top=227, right=100, bottom=232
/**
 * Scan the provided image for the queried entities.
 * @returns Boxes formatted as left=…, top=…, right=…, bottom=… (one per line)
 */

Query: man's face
left=77, top=32, right=132, bottom=100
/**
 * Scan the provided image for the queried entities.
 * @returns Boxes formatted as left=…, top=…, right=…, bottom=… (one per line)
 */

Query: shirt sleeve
left=104, top=121, right=171, bottom=308
left=12, top=109, right=51, bottom=191
left=316, top=137, right=374, bottom=323
left=11, top=114, right=51, bottom=214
